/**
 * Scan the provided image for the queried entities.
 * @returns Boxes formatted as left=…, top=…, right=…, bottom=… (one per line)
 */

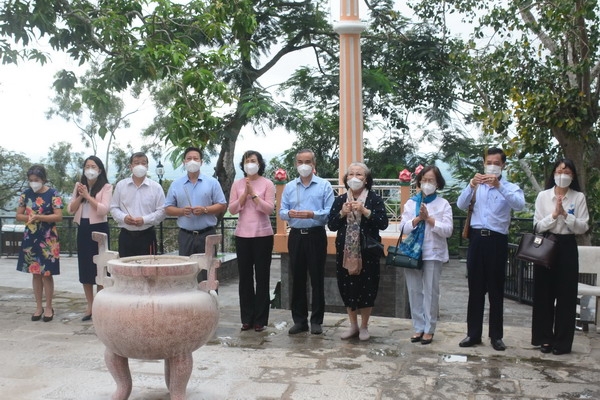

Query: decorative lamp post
left=156, top=161, right=165, bottom=255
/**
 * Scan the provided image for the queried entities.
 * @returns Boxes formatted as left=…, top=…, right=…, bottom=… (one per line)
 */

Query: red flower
left=274, top=168, right=287, bottom=182
left=399, top=168, right=412, bottom=183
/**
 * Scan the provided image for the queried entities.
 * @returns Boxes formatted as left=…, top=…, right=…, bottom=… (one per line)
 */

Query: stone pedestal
left=280, top=253, right=409, bottom=318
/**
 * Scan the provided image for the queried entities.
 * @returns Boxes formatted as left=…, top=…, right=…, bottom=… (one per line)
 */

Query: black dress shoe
left=421, top=334, right=434, bottom=345
left=552, top=348, right=570, bottom=355
left=410, top=333, right=424, bottom=343
left=288, top=323, right=309, bottom=335
left=43, top=308, right=54, bottom=323
left=491, top=338, right=506, bottom=351
left=310, top=323, right=323, bottom=334
left=540, top=344, right=552, bottom=354
left=82, top=314, right=92, bottom=322
left=31, top=312, right=43, bottom=321
left=241, top=323, right=251, bottom=331
left=459, top=336, right=482, bottom=347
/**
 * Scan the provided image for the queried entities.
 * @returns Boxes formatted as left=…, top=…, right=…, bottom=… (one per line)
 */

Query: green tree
left=42, top=141, right=83, bottom=195
left=1, top=0, right=465, bottom=203
left=45, top=67, right=141, bottom=173
left=0, top=147, right=30, bottom=212
left=275, top=0, right=463, bottom=180
left=410, top=0, right=600, bottom=189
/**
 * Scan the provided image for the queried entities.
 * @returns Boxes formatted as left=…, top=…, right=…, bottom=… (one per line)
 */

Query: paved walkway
left=0, top=255, right=598, bottom=399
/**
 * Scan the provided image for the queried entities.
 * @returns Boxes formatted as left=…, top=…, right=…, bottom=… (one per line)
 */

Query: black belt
left=180, top=226, right=216, bottom=235
left=471, top=228, right=506, bottom=237
left=121, top=227, right=154, bottom=237
left=290, top=226, right=325, bottom=235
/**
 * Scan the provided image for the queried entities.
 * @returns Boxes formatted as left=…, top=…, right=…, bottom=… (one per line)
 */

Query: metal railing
left=0, top=214, right=595, bottom=306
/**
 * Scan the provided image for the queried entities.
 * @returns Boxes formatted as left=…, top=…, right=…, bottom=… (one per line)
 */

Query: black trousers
left=466, top=231, right=508, bottom=340
left=287, top=227, right=327, bottom=325
left=178, top=227, right=217, bottom=282
left=235, top=235, right=274, bottom=327
left=531, top=234, right=578, bottom=352
left=118, top=227, right=157, bottom=257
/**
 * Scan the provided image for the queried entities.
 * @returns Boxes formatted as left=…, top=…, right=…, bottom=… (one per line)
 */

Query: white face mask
left=421, top=182, right=437, bottom=196
left=297, top=164, right=313, bottom=178
left=244, top=162, right=259, bottom=176
left=347, top=177, right=364, bottom=191
left=484, top=164, right=502, bottom=177
left=554, top=174, right=572, bottom=188
left=84, top=168, right=99, bottom=180
left=185, top=160, right=201, bottom=173
left=29, top=182, right=43, bottom=192
left=132, top=165, right=147, bottom=178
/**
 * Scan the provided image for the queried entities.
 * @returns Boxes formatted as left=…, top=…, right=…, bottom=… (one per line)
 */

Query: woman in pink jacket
left=228, top=150, right=275, bottom=332
left=68, top=156, right=112, bottom=321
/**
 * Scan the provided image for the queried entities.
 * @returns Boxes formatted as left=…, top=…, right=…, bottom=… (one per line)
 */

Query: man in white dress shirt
left=110, top=152, right=166, bottom=257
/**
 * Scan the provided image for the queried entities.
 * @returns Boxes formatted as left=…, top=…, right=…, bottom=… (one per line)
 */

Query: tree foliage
left=41, top=141, right=83, bottom=195
left=410, top=0, right=600, bottom=190
left=0, top=147, right=30, bottom=212
left=1, top=0, right=466, bottom=203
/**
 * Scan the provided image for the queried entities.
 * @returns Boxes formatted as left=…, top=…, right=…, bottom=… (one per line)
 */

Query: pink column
left=334, top=0, right=366, bottom=183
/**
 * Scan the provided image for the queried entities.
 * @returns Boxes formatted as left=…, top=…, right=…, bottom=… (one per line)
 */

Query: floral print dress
left=16, top=188, right=63, bottom=276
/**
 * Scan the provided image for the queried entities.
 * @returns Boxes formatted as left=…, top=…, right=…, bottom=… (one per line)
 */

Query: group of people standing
left=16, top=148, right=228, bottom=323
left=15, top=146, right=589, bottom=355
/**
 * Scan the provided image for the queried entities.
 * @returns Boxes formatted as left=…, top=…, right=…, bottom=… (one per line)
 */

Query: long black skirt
left=77, top=218, right=109, bottom=285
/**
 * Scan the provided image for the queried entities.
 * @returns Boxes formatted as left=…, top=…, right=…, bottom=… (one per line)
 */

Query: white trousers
left=405, top=260, right=442, bottom=334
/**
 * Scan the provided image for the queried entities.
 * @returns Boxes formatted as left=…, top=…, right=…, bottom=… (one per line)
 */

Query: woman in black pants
left=532, top=158, right=588, bottom=355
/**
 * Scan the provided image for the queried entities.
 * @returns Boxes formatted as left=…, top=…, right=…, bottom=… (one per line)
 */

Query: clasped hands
left=288, top=209, right=314, bottom=219
left=413, top=204, right=432, bottom=226
left=552, top=194, right=567, bottom=219
left=182, top=205, right=208, bottom=217
left=124, top=215, right=144, bottom=226
left=340, top=201, right=367, bottom=218
left=75, top=182, right=91, bottom=200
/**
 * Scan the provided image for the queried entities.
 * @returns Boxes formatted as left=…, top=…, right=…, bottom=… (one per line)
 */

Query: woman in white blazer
left=400, top=166, right=453, bottom=345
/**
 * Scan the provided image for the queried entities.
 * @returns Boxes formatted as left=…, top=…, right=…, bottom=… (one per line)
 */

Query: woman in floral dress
left=16, top=165, right=63, bottom=322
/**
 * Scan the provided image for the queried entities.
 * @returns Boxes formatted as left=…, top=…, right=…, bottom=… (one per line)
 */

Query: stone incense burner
left=92, top=232, right=222, bottom=400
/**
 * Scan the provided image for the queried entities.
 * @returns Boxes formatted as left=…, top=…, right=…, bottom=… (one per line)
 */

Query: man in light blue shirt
left=456, top=147, right=525, bottom=351
left=279, top=149, right=334, bottom=335
left=165, top=147, right=227, bottom=258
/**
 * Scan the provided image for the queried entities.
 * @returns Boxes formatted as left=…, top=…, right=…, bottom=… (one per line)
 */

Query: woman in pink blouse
left=68, top=156, right=112, bottom=321
left=228, top=150, right=275, bottom=332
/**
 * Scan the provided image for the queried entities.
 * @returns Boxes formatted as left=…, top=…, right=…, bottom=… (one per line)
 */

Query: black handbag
left=361, top=231, right=384, bottom=258
left=515, top=225, right=558, bottom=268
left=385, top=225, right=423, bottom=270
